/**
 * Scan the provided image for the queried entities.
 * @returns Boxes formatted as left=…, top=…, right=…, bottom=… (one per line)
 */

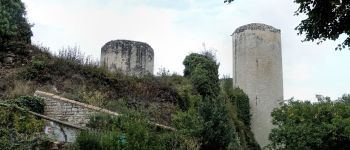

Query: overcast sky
left=22, top=0, right=350, bottom=101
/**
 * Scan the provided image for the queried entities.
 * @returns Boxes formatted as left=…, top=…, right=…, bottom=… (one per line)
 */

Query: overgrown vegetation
left=0, top=96, right=51, bottom=150
left=68, top=52, right=258, bottom=150
left=268, top=95, right=350, bottom=150
left=167, top=53, right=258, bottom=150
left=0, top=0, right=32, bottom=50
left=5, top=45, right=181, bottom=125
left=72, top=113, right=195, bottom=150
left=0, top=0, right=258, bottom=149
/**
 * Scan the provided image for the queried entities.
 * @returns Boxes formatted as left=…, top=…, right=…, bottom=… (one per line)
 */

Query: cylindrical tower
left=232, top=23, right=283, bottom=147
left=101, top=40, right=154, bottom=75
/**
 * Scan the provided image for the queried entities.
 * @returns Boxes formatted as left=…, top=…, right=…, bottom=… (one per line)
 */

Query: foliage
left=220, top=78, right=259, bottom=149
left=224, top=0, right=235, bottom=3
left=13, top=96, right=45, bottom=114
left=0, top=0, right=32, bottom=49
left=198, top=97, right=238, bottom=150
left=80, top=90, right=107, bottom=107
left=338, top=94, right=350, bottom=103
left=73, top=113, right=194, bottom=150
left=172, top=108, right=203, bottom=138
left=231, top=88, right=251, bottom=127
left=225, top=101, right=260, bottom=150
left=220, top=78, right=251, bottom=127
left=18, top=46, right=181, bottom=124
left=183, top=53, right=220, bottom=98
left=182, top=52, right=242, bottom=149
left=294, top=0, right=350, bottom=50
left=0, top=104, right=51, bottom=149
left=268, top=99, right=350, bottom=150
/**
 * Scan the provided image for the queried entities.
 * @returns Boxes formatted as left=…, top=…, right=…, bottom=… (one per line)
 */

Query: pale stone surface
left=34, top=90, right=175, bottom=142
left=101, top=40, right=154, bottom=75
left=232, top=23, right=284, bottom=148
left=44, top=121, right=78, bottom=143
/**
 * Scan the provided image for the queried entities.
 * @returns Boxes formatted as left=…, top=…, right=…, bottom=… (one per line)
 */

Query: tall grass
left=57, top=46, right=99, bottom=66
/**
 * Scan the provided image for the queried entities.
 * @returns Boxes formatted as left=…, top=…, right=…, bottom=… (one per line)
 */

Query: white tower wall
left=101, top=40, right=154, bottom=76
left=232, top=23, right=283, bottom=148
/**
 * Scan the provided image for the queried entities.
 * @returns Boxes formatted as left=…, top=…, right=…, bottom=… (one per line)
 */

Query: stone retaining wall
left=34, top=91, right=119, bottom=127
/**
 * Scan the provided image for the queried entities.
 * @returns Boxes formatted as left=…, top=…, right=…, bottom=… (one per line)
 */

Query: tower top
left=101, top=39, right=154, bottom=55
left=233, top=23, right=280, bottom=35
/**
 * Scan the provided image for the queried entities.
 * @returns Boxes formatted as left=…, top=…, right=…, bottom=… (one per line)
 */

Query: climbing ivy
left=0, top=104, right=50, bottom=149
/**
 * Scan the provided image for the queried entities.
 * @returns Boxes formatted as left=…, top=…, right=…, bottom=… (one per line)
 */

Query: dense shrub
left=268, top=99, right=350, bottom=150
left=73, top=113, right=193, bottom=150
left=221, top=78, right=251, bottom=127
left=0, top=104, right=50, bottom=149
left=0, top=0, right=32, bottom=49
left=182, top=52, right=240, bottom=149
left=231, top=88, right=251, bottom=127
left=14, top=96, right=45, bottom=114
left=183, top=53, right=220, bottom=98
left=198, top=98, right=238, bottom=149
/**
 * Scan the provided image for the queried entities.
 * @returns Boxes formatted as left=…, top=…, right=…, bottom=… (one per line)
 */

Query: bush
left=14, top=96, right=45, bottom=114
left=0, top=105, right=49, bottom=149
left=231, top=88, right=251, bottom=127
left=0, top=0, right=32, bottom=49
left=182, top=52, right=239, bottom=149
left=198, top=97, right=238, bottom=150
left=183, top=53, right=220, bottom=98
left=268, top=99, right=350, bottom=150
left=74, top=113, right=179, bottom=150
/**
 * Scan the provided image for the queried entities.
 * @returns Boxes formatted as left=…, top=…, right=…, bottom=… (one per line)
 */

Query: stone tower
left=232, top=23, right=283, bottom=147
left=101, top=40, right=154, bottom=75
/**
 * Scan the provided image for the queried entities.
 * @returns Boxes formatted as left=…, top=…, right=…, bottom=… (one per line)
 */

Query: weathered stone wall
left=35, top=91, right=119, bottom=127
left=44, top=121, right=79, bottom=143
left=34, top=91, right=120, bottom=142
left=101, top=40, right=154, bottom=75
left=34, top=91, right=174, bottom=142
left=232, top=23, right=284, bottom=148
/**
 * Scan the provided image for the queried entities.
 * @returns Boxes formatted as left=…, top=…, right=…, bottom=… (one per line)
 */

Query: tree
left=293, top=0, right=350, bottom=50
left=0, top=0, right=32, bottom=49
left=338, top=94, right=350, bottom=103
left=268, top=99, right=350, bottom=150
left=183, top=53, right=238, bottom=149
left=198, top=97, right=237, bottom=150
left=224, top=0, right=235, bottom=3
left=225, top=0, right=350, bottom=50
left=183, top=53, right=220, bottom=98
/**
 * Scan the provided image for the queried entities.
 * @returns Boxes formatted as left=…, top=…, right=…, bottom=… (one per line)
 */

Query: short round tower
left=232, top=23, right=283, bottom=147
left=101, top=40, right=154, bottom=75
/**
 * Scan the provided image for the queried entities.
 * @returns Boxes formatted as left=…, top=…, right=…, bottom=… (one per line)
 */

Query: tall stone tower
left=101, top=40, right=154, bottom=75
left=232, top=23, right=283, bottom=147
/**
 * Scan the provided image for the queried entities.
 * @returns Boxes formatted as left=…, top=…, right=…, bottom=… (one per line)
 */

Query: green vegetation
left=0, top=0, right=32, bottom=50
left=0, top=96, right=51, bottom=150
left=268, top=95, right=350, bottom=150
left=67, top=52, right=258, bottom=150
left=72, top=113, right=194, bottom=150
left=225, top=0, right=350, bottom=50
left=183, top=53, right=236, bottom=149
left=183, top=53, right=220, bottom=98
left=0, top=0, right=258, bottom=149
left=294, top=0, right=350, bottom=50
left=174, top=53, right=259, bottom=149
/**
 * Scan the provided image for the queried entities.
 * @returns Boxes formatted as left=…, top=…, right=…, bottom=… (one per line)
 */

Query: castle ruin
left=232, top=23, right=284, bottom=147
left=101, top=40, right=154, bottom=75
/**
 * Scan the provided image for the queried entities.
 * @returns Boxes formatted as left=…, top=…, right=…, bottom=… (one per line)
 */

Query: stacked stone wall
left=35, top=91, right=119, bottom=127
